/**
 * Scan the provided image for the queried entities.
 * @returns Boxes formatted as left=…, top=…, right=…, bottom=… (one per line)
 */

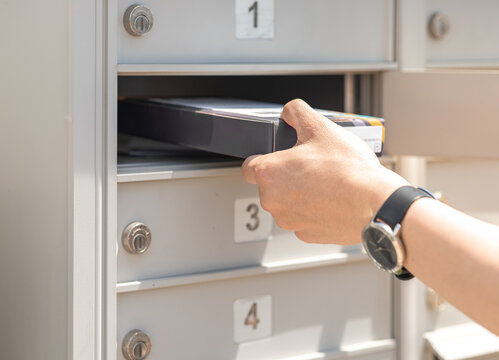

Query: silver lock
left=122, top=222, right=152, bottom=254
left=122, top=329, right=152, bottom=360
left=124, top=5, right=154, bottom=36
left=428, top=12, right=450, bottom=40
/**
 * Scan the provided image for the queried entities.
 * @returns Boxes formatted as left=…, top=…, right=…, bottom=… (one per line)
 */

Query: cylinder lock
left=122, top=329, right=152, bottom=360
left=428, top=12, right=450, bottom=40
left=122, top=222, right=152, bottom=254
left=124, top=5, right=154, bottom=36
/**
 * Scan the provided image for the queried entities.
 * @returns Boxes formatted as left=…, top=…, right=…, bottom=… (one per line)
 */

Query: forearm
left=242, top=99, right=499, bottom=334
left=402, top=198, right=499, bottom=334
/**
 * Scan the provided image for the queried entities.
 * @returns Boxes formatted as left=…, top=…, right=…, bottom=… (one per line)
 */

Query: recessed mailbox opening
left=117, top=74, right=377, bottom=169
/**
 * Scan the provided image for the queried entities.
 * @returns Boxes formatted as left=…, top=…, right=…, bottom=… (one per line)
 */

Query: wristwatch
left=361, top=185, right=436, bottom=281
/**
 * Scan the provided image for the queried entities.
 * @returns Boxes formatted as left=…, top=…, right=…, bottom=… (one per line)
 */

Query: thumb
left=280, top=99, right=326, bottom=143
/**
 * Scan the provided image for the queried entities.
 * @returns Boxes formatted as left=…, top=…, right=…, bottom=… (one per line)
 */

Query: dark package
left=118, top=98, right=385, bottom=158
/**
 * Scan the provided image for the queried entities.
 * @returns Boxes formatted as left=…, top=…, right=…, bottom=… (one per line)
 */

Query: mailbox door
left=382, top=70, right=499, bottom=159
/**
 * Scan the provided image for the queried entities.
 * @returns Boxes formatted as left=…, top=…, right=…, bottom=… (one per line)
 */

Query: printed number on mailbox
left=234, top=295, right=272, bottom=343
left=236, top=0, right=274, bottom=39
left=244, top=302, right=260, bottom=329
left=234, top=198, right=272, bottom=243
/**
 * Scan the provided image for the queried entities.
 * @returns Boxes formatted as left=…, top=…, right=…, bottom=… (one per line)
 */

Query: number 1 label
left=235, top=0, right=274, bottom=39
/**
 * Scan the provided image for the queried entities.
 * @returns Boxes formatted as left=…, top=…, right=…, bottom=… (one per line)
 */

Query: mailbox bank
left=2, top=1, right=499, bottom=359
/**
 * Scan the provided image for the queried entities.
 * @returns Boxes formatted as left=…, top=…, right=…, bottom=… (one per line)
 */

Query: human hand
left=241, top=99, right=409, bottom=245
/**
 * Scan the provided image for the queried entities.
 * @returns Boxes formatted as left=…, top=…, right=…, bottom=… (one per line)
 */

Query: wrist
left=367, top=168, right=411, bottom=220
left=362, top=184, right=437, bottom=280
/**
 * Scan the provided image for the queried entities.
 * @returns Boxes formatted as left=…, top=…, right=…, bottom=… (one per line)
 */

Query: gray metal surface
left=117, top=0, right=394, bottom=64
left=117, top=263, right=392, bottom=359
left=117, top=174, right=348, bottom=282
left=382, top=70, right=499, bottom=158
left=426, top=0, right=499, bottom=66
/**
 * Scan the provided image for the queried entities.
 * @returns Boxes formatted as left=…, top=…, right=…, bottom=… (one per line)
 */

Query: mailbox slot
left=118, top=74, right=346, bottom=108
left=117, top=73, right=381, bottom=162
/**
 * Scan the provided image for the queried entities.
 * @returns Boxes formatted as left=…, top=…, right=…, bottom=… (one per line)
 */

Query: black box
left=118, top=98, right=384, bottom=158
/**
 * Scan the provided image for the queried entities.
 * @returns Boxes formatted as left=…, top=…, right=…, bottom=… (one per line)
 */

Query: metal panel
left=117, top=0, right=394, bottom=64
left=382, top=70, right=499, bottom=158
left=0, top=0, right=71, bottom=359
left=117, top=174, right=356, bottom=282
left=117, top=263, right=392, bottom=359
left=426, top=0, right=499, bottom=67
left=425, top=323, right=499, bottom=360
left=427, top=160, right=499, bottom=226
left=396, top=0, right=427, bottom=70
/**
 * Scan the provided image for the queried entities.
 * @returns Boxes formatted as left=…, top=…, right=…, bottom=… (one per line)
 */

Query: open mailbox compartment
left=117, top=73, right=382, bottom=174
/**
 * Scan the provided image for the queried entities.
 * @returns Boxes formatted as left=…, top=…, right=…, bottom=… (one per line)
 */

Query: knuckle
left=283, top=98, right=305, bottom=114
left=253, top=162, right=272, bottom=185
left=289, top=98, right=306, bottom=107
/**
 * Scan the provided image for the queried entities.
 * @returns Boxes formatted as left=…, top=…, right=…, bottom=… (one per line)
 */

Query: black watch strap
left=376, top=186, right=435, bottom=281
left=376, top=186, right=433, bottom=228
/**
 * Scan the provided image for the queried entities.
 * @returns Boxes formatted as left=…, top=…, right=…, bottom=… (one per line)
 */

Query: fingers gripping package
left=118, top=98, right=385, bottom=158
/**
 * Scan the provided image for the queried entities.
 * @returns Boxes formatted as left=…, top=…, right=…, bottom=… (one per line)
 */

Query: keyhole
left=133, top=341, right=147, bottom=360
left=438, top=21, right=449, bottom=36
left=133, top=234, right=147, bottom=251
left=134, top=15, right=149, bottom=33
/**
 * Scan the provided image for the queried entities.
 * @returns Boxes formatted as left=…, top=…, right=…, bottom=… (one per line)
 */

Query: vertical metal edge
left=388, top=0, right=396, bottom=63
left=105, top=0, right=118, bottom=358
left=371, top=73, right=383, bottom=117
left=389, top=2, right=429, bottom=353
left=70, top=0, right=117, bottom=358
left=272, top=121, right=277, bottom=152
left=394, top=157, right=428, bottom=360
left=67, top=0, right=74, bottom=358
left=72, top=0, right=99, bottom=358
left=344, top=73, right=355, bottom=113
left=358, top=74, right=372, bottom=116
left=395, top=0, right=427, bottom=70
left=95, top=0, right=104, bottom=358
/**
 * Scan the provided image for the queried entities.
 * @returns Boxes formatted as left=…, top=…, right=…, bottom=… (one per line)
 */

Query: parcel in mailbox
left=118, top=98, right=385, bottom=158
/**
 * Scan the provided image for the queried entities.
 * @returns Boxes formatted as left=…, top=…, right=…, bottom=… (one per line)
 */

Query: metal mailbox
left=117, top=262, right=394, bottom=360
left=117, top=0, right=394, bottom=64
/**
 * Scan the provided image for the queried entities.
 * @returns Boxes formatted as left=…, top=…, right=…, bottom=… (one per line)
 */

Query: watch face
left=362, top=222, right=400, bottom=271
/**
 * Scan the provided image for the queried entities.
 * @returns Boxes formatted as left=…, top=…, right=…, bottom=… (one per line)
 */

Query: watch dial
left=362, top=225, right=398, bottom=270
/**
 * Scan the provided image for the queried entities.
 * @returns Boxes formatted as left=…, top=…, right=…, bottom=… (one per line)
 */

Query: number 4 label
left=234, top=295, right=272, bottom=343
left=236, top=0, right=274, bottom=39
left=234, top=197, right=273, bottom=243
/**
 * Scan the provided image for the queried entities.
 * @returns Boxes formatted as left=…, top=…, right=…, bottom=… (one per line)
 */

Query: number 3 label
left=234, top=198, right=273, bottom=243
left=234, top=295, right=272, bottom=343
left=236, top=0, right=274, bottom=39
